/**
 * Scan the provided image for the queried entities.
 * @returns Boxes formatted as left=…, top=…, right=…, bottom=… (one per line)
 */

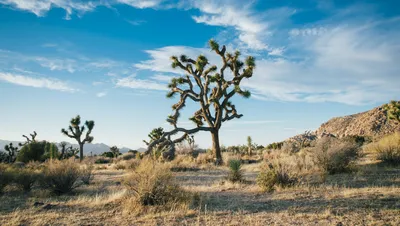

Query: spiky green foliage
left=4, top=143, right=18, bottom=163
left=19, top=131, right=37, bottom=146
left=61, top=115, right=95, bottom=161
left=146, top=40, right=256, bottom=165
left=227, top=159, right=243, bottom=183
left=383, top=100, right=400, bottom=123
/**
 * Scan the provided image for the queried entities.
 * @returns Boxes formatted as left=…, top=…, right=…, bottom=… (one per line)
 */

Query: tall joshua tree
left=147, top=40, right=255, bottom=164
left=61, top=115, right=95, bottom=161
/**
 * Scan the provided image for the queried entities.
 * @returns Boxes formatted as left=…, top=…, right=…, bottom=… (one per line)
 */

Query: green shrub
left=95, top=157, right=112, bottom=164
left=227, top=159, right=243, bottom=183
left=366, top=133, right=400, bottom=166
left=11, top=168, right=40, bottom=192
left=80, top=164, right=94, bottom=185
left=16, top=141, right=47, bottom=163
left=119, top=152, right=136, bottom=161
left=41, top=160, right=81, bottom=195
left=311, top=137, right=360, bottom=174
left=0, top=164, right=13, bottom=193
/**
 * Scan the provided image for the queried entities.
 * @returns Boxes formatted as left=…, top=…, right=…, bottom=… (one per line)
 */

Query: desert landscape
left=1, top=101, right=400, bottom=225
left=1, top=1, right=400, bottom=225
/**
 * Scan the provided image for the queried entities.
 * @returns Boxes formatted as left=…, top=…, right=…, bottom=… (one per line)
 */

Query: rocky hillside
left=315, top=102, right=400, bottom=139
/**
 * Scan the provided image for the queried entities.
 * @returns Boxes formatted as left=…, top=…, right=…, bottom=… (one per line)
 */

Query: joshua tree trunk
left=211, top=130, right=222, bottom=164
left=79, top=142, right=84, bottom=161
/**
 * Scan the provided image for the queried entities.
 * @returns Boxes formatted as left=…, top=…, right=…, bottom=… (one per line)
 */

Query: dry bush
left=11, top=168, right=40, bottom=192
left=365, top=133, right=400, bottom=166
left=118, top=152, right=136, bottom=161
left=0, top=164, right=13, bottom=193
left=114, top=162, right=127, bottom=170
left=80, top=164, right=94, bottom=185
left=123, top=158, right=195, bottom=215
left=169, top=155, right=199, bottom=172
left=310, top=137, right=360, bottom=174
left=41, top=159, right=81, bottom=195
left=257, top=159, right=299, bottom=192
left=196, top=153, right=214, bottom=164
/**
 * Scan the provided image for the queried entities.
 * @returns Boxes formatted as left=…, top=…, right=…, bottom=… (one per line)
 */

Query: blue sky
left=0, top=0, right=399, bottom=149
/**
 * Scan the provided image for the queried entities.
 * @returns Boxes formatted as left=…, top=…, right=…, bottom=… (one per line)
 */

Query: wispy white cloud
left=115, top=76, right=168, bottom=91
left=116, top=0, right=162, bottom=9
left=35, top=57, right=76, bottom=73
left=126, top=19, right=146, bottom=26
left=0, top=72, right=76, bottom=92
left=96, top=92, right=107, bottom=97
left=0, top=0, right=97, bottom=18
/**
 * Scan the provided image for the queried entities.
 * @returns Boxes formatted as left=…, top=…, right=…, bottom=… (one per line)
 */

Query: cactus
left=61, top=115, right=95, bottom=161
left=146, top=40, right=256, bottom=165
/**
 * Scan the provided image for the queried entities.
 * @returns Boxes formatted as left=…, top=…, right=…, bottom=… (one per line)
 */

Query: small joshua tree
left=109, top=146, right=120, bottom=158
left=61, top=115, right=95, bottom=161
left=4, top=143, right=18, bottom=163
left=143, top=127, right=172, bottom=159
left=147, top=40, right=255, bottom=164
left=19, top=131, right=37, bottom=146
left=247, top=136, right=253, bottom=156
left=383, top=100, right=400, bottom=124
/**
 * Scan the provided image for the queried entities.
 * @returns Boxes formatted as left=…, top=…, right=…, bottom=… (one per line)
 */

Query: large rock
left=315, top=103, right=400, bottom=139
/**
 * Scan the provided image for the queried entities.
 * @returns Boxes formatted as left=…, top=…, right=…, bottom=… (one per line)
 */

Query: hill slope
left=315, top=102, right=400, bottom=138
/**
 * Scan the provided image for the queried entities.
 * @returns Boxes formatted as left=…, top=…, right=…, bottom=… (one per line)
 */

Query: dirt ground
left=0, top=162, right=399, bottom=226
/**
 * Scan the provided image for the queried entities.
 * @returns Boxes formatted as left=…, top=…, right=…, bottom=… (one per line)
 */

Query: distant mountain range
left=0, top=140, right=146, bottom=155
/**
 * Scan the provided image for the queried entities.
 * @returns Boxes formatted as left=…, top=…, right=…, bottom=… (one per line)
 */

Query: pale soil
left=0, top=163, right=399, bottom=226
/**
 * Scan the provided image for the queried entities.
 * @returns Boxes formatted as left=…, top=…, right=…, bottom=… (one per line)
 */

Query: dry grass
left=0, top=152, right=399, bottom=225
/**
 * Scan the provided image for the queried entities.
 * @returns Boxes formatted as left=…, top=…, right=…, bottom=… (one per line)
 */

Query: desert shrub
left=0, top=164, right=13, bottom=193
left=281, top=141, right=300, bottom=153
left=365, top=133, right=400, bottom=166
left=95, top=157, right=112, bottom=164
left=342, top=135, right=372, bottom=146
left=41, top=160, right=81, bottom=195
left=256, top=161, right=298, bottom=192
left=196, top=153, right=214, bottom=164
left=80, top=164, right=94, bottom=185
left=227, top=159, right=243, bottom=183
left=311, top=137, right=360, bottom=174
left=169, top=155, right=199, bottom=172
left=119, top=152, right=136, bottom=161
left=101, top=152, right=115, bottom=158
left=16, top=141, right=47, bottom=163
left=123, top=158, right=193, bottom=214
left=114, top=163, right=126, bottom=170
left=11, top=168, right=40, bottom=192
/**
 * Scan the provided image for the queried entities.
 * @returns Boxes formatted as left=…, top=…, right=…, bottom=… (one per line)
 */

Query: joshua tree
left=4, top=143, right=18, bottom=163
left=61, top=115, right=95, bottom=161
left=383, top=100, right=400, bottom=124
left=144, top=127, right=173, bottom=159
left=19, top=131, right=37, bottom=146
left=247, top=136, right=253, bottom=156
left=109, top=146, right=120, bottom=158
left=147, top=40, right=255, bottom=164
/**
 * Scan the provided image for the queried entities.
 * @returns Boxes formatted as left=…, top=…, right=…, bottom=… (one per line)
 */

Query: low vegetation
left=123, top=158, right=195, bottom=215
left=366, top=133, right=400, bottom=165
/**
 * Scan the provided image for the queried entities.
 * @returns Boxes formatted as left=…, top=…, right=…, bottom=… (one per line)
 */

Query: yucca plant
left=227, top=159, right=243, bottom=183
